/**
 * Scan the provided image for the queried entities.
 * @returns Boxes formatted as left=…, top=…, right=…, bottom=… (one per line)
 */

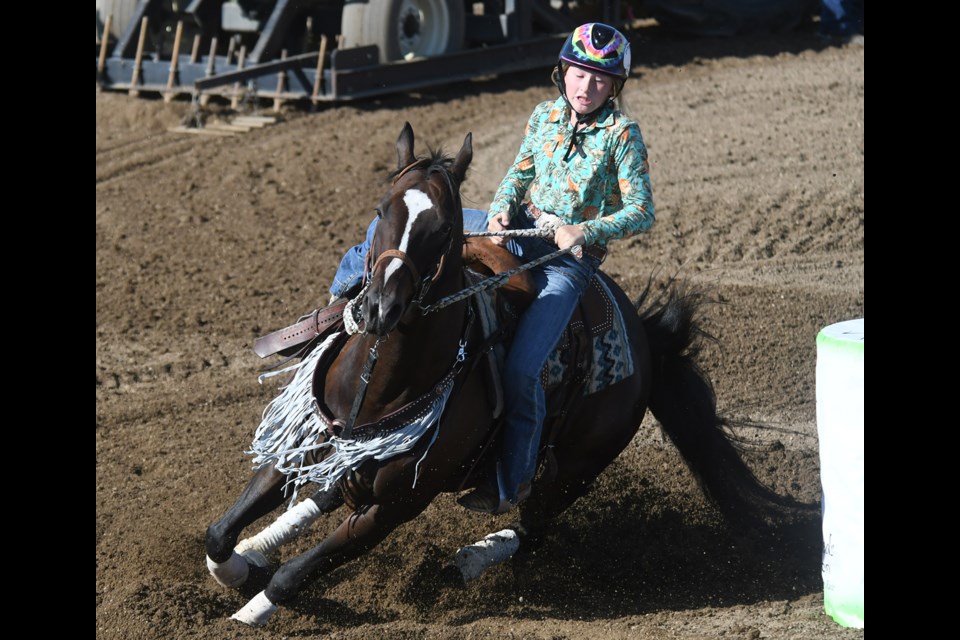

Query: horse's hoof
left=230, top=591, right=277, bottom=626
left=206, top=552, right=249, bottom=588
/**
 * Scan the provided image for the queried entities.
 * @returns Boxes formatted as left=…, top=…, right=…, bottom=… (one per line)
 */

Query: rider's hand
left=487, top=212, right=510, bottom=247
left=555, top=224, right=585, bottom=255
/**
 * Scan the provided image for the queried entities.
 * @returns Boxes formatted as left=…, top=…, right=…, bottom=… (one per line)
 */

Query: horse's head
left=360, top=122, right=472, bottom=336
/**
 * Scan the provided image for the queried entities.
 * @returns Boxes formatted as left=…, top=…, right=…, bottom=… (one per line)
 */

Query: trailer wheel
left=96, top=0, right=138, bottom=41
left=350, top=0, right=465, bottom=63
left=340, top=3, right=366, bottom=50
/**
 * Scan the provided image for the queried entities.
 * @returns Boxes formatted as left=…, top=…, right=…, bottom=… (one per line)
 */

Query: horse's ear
left=396, top=122, right=416, bottom=170
left=451, top=132, right=473, bottom=185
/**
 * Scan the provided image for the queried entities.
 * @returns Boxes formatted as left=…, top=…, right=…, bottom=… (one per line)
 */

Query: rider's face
left=564, top=66, right=614, bottom=118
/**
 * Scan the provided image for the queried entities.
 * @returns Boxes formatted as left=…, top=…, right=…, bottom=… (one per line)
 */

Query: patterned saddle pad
left=472, top=271, right=635, bottom=404
left=542, top=274, right=634, bottom=395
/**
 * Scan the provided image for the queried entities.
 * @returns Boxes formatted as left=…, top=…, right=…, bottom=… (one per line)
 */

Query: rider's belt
left=580, top=244, right=607, bottom=262
left=525, top=203, right=607, bottom=263
left=252, top=299, right=348, bottom=358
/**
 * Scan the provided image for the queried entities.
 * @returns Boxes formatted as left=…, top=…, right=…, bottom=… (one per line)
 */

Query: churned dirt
left=96, top=24, right=864, bottom=640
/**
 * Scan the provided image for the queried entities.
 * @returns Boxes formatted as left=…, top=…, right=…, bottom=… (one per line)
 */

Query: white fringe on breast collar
left=248, top=332, right=451, bottom=508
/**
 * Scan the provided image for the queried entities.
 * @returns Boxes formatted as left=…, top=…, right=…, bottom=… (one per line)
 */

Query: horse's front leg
left=231, top=497, right=425, bottom=626
left=205, top=464, right=288, bottom=587
left=206, top=464, right=347, bottom=588
left=233, top=482, right=345, bottom=565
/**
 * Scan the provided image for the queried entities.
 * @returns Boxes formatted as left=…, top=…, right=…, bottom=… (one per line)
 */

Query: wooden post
left=200, top=37, right=218, bottom=107
left=128, top=16, right=148, bottom=97
left=311, top=35, right=328, bottom=105
left=97, top=14, right=113, bottom=77
left=226, top=35, right=237, bottom=65
left=272, top=49, right=287, bottom=113
left=164, top=21, right=184, bottom=103
left=190, top=34, right=201, bottom=63
left=205, top=37, right=218, bottom=76
left=231, top=46, right=247, bottom=110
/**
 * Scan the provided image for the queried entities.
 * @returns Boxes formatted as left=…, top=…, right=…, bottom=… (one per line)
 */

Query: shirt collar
left=555, top=96, right=617, bottom=129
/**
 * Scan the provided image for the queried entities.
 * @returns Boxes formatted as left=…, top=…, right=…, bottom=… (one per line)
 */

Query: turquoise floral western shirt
left=488, top=97, right=655, bottom=248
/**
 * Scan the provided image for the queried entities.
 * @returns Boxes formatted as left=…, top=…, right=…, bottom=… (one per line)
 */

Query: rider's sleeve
left=580, top=122, right=655, bottom=247
left=330, top=217, right=378, bottom=298
left=488, top=102, right=550, bottom=223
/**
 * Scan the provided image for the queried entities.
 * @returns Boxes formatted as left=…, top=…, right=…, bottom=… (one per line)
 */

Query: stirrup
left=457, top=487, right=511, bottom=515
left=457, top=483, right=531, bottom=515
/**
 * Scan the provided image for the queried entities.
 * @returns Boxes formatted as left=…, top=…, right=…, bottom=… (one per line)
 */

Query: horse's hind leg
left=451, top=462, right=606, bottom=584
left=518, top=402, right=644, bottom=550
left=515, top=462, right=602, bottom=548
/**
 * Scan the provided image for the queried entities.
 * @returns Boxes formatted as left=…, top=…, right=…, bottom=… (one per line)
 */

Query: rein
left=418, top=228, right=578, bottom=314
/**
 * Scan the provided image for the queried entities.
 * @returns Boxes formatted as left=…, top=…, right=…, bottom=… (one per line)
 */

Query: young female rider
left=328, top=23, right=655, bottom=515
left=456, top=22, right=655, bottom=513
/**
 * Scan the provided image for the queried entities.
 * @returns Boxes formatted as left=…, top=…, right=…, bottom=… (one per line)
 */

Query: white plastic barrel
left=815, top=318, right=864, bottom=628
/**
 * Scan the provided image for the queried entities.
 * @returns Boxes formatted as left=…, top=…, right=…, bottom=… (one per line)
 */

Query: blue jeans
left=329, top=208, right=490, bottom=298
left=820, top=0, right=863, bottom=36
left=495, top=213, right=601, bottom=503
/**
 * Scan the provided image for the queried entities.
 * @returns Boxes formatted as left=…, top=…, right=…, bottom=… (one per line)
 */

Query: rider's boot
left=458, top=481, right=531, bottom=515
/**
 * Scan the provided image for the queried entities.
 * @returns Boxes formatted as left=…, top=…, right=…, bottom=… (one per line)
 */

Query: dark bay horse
left=205, top=122, right=792, bottom=626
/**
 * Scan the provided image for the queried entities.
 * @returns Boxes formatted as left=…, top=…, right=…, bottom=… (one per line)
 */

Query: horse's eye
left=440, top=222, right=452, bottom=235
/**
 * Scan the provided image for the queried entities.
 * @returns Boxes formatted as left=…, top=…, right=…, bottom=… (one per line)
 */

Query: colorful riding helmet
left=559, top=23, right=631, bottom=79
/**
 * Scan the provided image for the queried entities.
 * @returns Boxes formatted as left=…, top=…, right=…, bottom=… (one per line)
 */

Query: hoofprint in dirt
left=96, top=28, right=863, bottom=640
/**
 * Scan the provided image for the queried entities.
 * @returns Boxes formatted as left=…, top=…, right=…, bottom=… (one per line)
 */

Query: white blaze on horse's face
left=384, top=188, right=434, bottom=284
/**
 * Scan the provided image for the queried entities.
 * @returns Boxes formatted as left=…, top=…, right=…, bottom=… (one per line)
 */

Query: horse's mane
left=386, top=147, right=466, bottom=225
left=387, top=147, right=466, bottom=186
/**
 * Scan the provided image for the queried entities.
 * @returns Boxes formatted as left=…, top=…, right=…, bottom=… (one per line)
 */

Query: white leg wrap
left=234, top=498, right=323, bottom=565
left=231, top=591, right=278, bottom=627
left=206, top=551, right=250, bottom=588
left=454, top=528, right=520, bottom=583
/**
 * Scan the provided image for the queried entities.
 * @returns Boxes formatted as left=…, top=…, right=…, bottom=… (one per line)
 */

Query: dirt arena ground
left=96, top=24, right=864, bottom=640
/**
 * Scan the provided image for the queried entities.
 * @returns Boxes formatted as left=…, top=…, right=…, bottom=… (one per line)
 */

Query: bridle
left=341, top=157, right=465, bottom=436
left=363, top=157, right=461, bottom=308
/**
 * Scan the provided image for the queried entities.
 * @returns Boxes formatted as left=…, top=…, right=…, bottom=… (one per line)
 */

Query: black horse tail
left=638, top=282, right=805, bottom=525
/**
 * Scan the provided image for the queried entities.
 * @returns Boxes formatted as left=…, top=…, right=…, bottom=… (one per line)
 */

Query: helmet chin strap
left=555, top=62, right=612, bottom=162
